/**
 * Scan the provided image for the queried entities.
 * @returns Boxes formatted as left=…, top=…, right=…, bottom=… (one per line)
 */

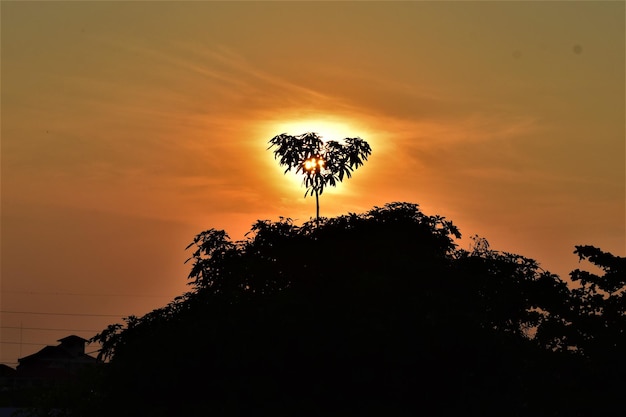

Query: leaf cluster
left=268, top=132, right=372, bottom=197
left=562, top=246, right=626, bottom=361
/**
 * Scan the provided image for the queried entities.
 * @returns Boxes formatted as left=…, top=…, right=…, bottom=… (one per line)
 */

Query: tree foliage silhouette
left=567, top=246, right=626, bottom=359
left=21, top=202, right=625, bottom=417
left=268, top=132, right=371, bottom=223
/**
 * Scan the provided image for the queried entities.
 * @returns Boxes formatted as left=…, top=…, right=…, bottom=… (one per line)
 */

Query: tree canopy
left=17, top=202, right=626, bottom=417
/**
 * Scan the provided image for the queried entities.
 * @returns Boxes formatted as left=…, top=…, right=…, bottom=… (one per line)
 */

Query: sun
left=304, top=156, right=325, bottom=173
left=273, top=118, right=364, bottom=144
left=256, top=113, right=376, bottom=198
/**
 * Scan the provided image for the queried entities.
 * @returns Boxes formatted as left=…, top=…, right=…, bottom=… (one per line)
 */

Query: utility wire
left=1, top=326, right=100, bottom=332
left=2, top=341, right=99, bottom=346
left=0, top=310, right=124, bottom=317
left=4, top=290, right=173, bottom=298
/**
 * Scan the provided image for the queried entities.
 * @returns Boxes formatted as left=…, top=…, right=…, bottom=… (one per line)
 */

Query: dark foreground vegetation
left=14, top=203, right=626, bottom=416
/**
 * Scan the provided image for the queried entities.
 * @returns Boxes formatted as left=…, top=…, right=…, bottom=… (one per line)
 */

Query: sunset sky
left=2, top=1, right=624, bottom=367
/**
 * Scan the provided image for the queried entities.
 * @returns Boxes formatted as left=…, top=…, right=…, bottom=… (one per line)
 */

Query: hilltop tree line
left=16, top=202, right=626, bottom=416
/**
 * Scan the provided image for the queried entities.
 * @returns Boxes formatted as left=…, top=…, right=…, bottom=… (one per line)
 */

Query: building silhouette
left=12, top=335, right=99, bottom=388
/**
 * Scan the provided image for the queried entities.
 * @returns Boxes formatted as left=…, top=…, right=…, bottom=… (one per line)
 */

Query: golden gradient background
left=2, top=1, right=624, bottom=366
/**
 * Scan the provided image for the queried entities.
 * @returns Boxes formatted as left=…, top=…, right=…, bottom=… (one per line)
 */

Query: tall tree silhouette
left=268, top=132, right=371, bottom=224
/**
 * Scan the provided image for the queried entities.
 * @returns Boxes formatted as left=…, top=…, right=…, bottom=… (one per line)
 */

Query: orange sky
left=2, top=1, right=624, bottom=367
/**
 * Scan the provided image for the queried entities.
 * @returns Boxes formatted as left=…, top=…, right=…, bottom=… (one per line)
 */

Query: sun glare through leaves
left=304, top=157, right=325, bottom=173
left=268, top=131, right=371, bottom=224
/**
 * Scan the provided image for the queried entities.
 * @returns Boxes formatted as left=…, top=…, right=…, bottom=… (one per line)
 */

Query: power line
left=0, top=310, right=124, bottom=318
left=1, top=326, right=100, bottom=332
left=4, top=290, right=174, bottom=298
left=1, top=342, right=47, bottom=346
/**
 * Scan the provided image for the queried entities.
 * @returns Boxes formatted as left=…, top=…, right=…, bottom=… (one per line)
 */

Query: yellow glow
left=257, top=112, right=380, bottom=198
left=271, top=116, right=369, bottom=143
left=304, top=157, right=325, bottom=173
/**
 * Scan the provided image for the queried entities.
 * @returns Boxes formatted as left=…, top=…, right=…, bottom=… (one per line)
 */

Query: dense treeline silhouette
left=16, top=202, right=626, bottom=416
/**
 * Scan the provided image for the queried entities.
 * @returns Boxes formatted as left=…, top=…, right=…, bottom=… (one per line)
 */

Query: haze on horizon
left=1, top=1, right=624, bottom=368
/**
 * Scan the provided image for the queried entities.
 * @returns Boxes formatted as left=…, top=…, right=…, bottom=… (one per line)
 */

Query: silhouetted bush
left=26, top=202, right=625, bottom=416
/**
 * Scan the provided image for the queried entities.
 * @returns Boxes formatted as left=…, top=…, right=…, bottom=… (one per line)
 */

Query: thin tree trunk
left=315, top=190, right=320, bottom=226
